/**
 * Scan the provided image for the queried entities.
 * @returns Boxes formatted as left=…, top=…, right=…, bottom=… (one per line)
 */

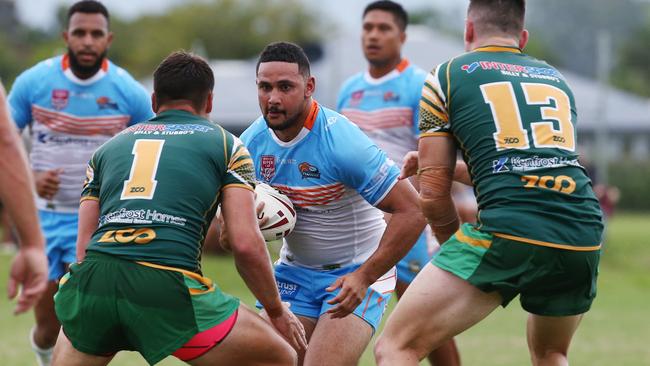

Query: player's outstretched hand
left=263, top=302, right=307, bottom=353
left=399, top=151, right=418, bottom=180
left=325, top=271, right=371, bottom=318
left=8, top=246, right=48, bottom=315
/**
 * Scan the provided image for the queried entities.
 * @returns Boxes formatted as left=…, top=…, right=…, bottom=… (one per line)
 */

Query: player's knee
left=374, top=333, right=397, bottom=363
left=530, top=347, right=568, bottom=365
left=272, top=341, right=297, bottom=366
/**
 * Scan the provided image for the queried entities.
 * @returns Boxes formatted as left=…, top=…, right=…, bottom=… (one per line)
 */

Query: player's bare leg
left=294, top=316, right=317, bottom=365
left=302, top=313, right=373, bottom=366
left=31, top=281, right=60, bottom=366
left=526, top=313, right=583, bottom=366
left=190, top=305, right=297, bottom=366
left=396, top=279, right=462, bottom=366
left=375, top=264, right=502, bottom=365
left=51, top=330, right=113, bottom=366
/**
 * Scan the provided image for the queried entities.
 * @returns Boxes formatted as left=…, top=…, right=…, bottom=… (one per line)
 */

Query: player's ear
left=62, top=30, right=69, bottom=44
left=305, top=76, right=316, bottom=98
left=106, top=31, right=114, bottom=48
left=205, top=91, right=213, bottom=114
left=518, top=29, right=529, bottom=50
left=151, top=93, right=158, bottom=113
left=464, top=19, right=474, bottom=52
left=400, top=29, right=406, bottom=45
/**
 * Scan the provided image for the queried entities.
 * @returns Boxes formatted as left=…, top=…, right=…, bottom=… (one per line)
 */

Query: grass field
left=1, top=213, right=649, bottom=365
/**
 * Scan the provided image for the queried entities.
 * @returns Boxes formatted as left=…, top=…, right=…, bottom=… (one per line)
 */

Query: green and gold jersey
left=419, top=46, right=603, bottom=250
left=81, top=109, right=256, bottom=272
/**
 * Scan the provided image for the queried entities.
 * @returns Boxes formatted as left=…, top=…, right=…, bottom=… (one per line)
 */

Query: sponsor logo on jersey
left=261, top=155, right=276, bottom=181
left=461, top=62, right=480, bottom=73
left=493, top=155, right=581, bottom=173
left=462, top=61, right=562, bottom=80
left=492, top=157, right=510, bottom=173
left=383, top=91, right=400, bottom=102
left=298, top=162, right=320, bottom=179
left=51, top=89, right=69, bottom=110
left=96, top=96, right=119, bottom=110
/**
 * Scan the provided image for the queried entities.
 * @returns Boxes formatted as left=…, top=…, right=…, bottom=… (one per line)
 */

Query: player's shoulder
left=15, top=55, right=62, bottom=81
left=340, top=71, right=366, bottom=93
left=314, top=105, right=370, bottom=147
left=240, top=116, right=268, bottom=145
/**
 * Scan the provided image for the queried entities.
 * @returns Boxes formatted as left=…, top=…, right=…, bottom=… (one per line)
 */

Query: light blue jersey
left=8, top=55, right=153, bottom=280
left=241, top=101, right=400, bottom=269
left=8, top=55, right=153, bottom=213
left=337, top=59, right=427, bottom=166
left=244, top=101, right=399, bottom=328
left=338, top=60, right=434, bottom=284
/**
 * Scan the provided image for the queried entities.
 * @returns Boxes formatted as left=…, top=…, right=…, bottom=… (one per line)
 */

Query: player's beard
left=68, top=48, right=107, bottom=78
left=265, top=107, right=303, bottom=131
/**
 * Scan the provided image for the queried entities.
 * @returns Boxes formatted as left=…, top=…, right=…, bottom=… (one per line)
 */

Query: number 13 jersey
left=420, top=46, right=603, bottom=249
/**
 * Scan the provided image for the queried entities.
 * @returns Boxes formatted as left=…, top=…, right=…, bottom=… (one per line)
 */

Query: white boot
left=30, top=327, right=53, bottom=366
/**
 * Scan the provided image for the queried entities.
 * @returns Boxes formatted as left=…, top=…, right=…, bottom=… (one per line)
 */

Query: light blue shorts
left=396, top=230, right=436, bottom=284
left=39, top=210, right=78, bottom=280
left=257, top=263, right=395, bottom=332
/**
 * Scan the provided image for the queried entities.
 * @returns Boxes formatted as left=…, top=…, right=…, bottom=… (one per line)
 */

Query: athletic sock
left=30, top=327, right=53, bottom=366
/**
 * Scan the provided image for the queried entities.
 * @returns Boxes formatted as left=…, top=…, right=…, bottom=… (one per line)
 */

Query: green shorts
left=433, top=223, right=600, bottom=316
left=54, top=252, right=239, bottom=365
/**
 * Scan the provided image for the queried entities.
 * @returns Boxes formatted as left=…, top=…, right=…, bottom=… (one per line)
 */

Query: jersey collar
left=269, top=100, right=319, bottom=148
left=61, top=54, right=109, bottom=85
left=363, top=58, right=410, bottom=85
left=472, top=46, right=522, bottom=54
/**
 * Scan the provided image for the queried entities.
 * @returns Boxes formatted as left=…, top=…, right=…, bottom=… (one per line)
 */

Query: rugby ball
left=254, top=183, right=297, bottom=241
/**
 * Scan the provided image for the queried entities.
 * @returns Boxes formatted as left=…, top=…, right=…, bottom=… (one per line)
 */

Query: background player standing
left=1, top=81, right=48, bottom=316
left=336, top=2, right=461, bottom=364
left=375, top=1, right=603, bottom=365
left=8, top=2, right=153, bottom=365
left=52, top=51, right=305, bottom=366
left=241, top=41, right=426, bottom=366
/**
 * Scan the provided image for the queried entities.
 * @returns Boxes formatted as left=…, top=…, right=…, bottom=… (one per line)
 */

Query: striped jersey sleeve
left=418, top=63, right=451, bottom=137
left=223, top=134, right=256, bottom=191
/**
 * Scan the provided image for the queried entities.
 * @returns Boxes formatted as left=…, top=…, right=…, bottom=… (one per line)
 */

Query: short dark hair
left=363, top=1, right=408, bottom=31
left=468, top=0, right=525, bottom=37
left=153, top=51, right=214, bottom=111
left=67, top=1, right=109, bottom=26
left=256, top=42, right=311, bottom=78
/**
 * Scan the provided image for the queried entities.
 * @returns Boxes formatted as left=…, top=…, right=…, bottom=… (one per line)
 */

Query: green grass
left=1, top=213, right=649, bottom=365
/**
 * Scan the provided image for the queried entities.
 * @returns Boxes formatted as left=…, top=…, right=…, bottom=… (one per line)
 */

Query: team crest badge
left=261, top=155, right=276, bottom=181
left=350, top=90, right=364, bottom=107
left=51, top=89, right=69, bottom=110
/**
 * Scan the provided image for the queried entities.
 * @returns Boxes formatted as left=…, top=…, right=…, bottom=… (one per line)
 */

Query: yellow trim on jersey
left=228, top=158, right=254, bottom=172
left=445, top=60, right=453, bottom=109
left=422, top=82, right=445, bottom=108
left=135, top=261, right=216, bottom=295
left=80, top=196, right=99, bottom=202
left=218, top=125, right=229, bottom=167
left=222, top=183, right=254, bottom=192
left=420, top=100, right=449, bottom=122
left=456, top=229, right=492, bottom=249
left=473, top=46, right=523, bottom=54
left=420, top=132, right=452, bottom=138
left=493, top=233, right=602, bottom=251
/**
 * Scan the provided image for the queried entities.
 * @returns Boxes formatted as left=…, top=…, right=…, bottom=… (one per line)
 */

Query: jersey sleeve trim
left=369, top=176, right=398, bottom=207
left=222, top=183, right=255, bottom=192
left=419, top=132, right=452, bottom=138
left=445, top=57, right=456, bottom=111
left=493, top=233, right=601, bottom=251
left=80, top=196, right=99, bottom=202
